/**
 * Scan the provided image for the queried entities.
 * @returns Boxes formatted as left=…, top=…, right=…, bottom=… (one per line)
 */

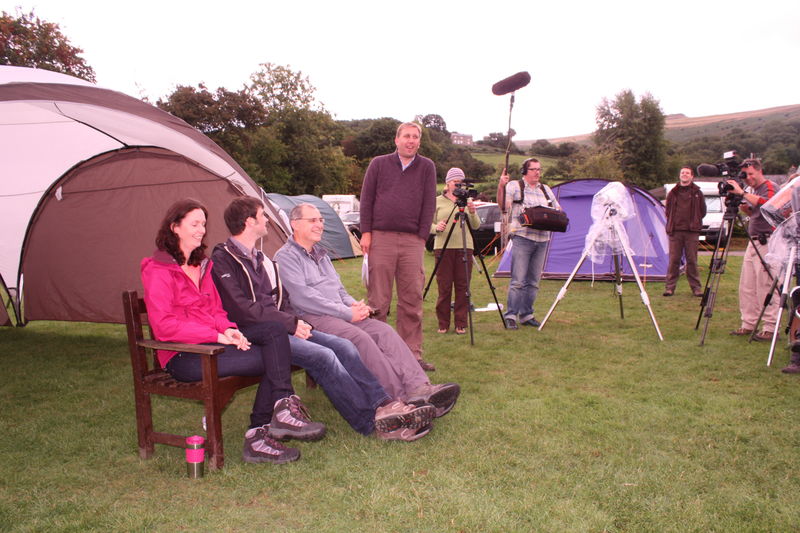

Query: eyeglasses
left=296, top=217, right=325, bottom=224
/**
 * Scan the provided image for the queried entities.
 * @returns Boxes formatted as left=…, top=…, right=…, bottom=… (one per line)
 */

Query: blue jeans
left=167, top=321, right=294, bottom=429
left=289, top=330, right=390, bottom=435
left=505, top=235, right=548, bottom=323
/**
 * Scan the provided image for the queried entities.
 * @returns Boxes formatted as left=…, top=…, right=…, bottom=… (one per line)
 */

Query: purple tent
left=495, top=179, right=669, bottom=281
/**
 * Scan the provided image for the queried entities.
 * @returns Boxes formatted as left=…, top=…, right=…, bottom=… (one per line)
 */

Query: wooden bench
left=122, top=290, right=313, bottom=470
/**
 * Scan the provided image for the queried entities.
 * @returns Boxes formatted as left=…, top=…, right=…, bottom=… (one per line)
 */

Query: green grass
left=3, top=253, right=800, bottom=532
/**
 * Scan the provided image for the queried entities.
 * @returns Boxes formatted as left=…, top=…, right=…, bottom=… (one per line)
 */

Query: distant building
left=450, top=132, right=473, bottom=146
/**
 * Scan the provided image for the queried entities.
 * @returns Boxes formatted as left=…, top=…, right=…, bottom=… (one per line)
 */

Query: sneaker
left=521, top=318, right=540, bottom=327
left=376, top=424, right=432, bottom=442
left=662, top=290, right=674, bottom=297
left=729, top=327, right=754, bottom=336
left=418, top=359, right=436, bottom=372
left=268, top=395, right=326, bottom=441
left=692, top=289, right=704, bottom=297
left=408, top=383, right=461, bottom=418
left=753, top=331, right=776, bottom=342
left=375, top=401, right=435, bottom=433
left=504, top=318, right=518, bottom=330
left=242, top=425, right=300, bottom=464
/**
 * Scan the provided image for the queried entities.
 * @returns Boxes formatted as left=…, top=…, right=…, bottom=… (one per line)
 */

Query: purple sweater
left=359, top=152, right=437, bottom=241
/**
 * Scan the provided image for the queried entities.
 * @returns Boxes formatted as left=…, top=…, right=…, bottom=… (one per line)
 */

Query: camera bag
left=516, top=180, right=569, bottom=232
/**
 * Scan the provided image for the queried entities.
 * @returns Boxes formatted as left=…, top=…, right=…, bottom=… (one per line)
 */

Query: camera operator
left=431, top=168, right=481, bottom=335
left=727, top=158, right=779, bottom=341
left=501, top=158, right=560, bottom=330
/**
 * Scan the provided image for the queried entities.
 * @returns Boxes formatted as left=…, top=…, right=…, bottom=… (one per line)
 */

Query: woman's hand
left=218, top=328, right=251, bottom=350
left=294, top=320, right=313, bottom=340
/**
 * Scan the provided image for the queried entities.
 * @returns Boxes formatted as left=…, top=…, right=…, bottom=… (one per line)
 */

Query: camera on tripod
left=452, top=180, right=478, bottom=207
left=696, top=150, right=747, bottom=198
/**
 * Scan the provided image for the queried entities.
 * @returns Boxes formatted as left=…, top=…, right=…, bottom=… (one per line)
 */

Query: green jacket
left=430, top=193, right=481, bottom=250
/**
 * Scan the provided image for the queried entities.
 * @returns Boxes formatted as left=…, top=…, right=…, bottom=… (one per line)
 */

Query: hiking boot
left=729, top=327, right=754, bottom=336
left=521, top=318, right=540, bottom=327
left=408, top=383, right=461, bottom=418
left=242, top=425, right=300, bottom=464
left=753, top=331, right=776, bottom=342
left=268, top=395, right=326, bottom=441
left=376, top=424, right=432, bottom=442
left=418, top=358, right=436, bottom=372
left=374, top=401, right=435, bottom=433
left=782, top=352, right=800, bottom=374
left=504, top=318, right=518, bottom=330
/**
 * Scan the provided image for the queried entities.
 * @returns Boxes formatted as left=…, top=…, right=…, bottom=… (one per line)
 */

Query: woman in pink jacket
left=141, top=198, right=324, bottom=465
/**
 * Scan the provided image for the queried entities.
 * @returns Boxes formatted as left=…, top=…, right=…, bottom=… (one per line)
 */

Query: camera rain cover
left=584, top=182, right=636, bottom=264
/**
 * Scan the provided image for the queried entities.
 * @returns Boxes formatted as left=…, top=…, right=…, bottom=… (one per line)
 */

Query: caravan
left=664, top=181, right=723, bottom=243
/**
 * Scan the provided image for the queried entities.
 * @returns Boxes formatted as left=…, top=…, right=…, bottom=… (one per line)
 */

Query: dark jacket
left=665, top=182, right=706, bottom=234
left=210, top=238, right=298, bottom=334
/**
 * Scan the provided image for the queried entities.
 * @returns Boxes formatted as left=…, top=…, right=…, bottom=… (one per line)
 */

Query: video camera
left=452, top=180, right=478, bottom=207
left=696, top=150, right=747, bottom=197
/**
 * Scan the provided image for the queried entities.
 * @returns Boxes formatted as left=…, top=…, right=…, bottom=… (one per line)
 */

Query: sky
left=14, top=0, right=800, bottom=141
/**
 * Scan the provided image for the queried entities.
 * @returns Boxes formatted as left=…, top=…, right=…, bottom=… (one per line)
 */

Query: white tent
left=0, top=66, right=289, bottom=326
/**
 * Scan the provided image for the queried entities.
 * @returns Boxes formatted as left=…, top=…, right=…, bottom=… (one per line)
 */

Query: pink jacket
left=140, top=250, right=236, bottom=368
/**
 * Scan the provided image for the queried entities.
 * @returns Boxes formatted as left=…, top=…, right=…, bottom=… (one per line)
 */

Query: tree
left=249, top=62, right=320, bottom=114
left=594, top=90, right=667, bottom=188
left=416, top=113, right=448, bottom=134
left=0, top=9, right=95, bottom=82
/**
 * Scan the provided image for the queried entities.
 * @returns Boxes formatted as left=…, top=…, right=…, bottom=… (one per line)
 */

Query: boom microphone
left=491, top=71, right=531, bottom=96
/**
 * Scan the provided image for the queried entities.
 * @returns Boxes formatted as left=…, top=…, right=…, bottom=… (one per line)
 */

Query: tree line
left=4, top=9, right=798, bottom=196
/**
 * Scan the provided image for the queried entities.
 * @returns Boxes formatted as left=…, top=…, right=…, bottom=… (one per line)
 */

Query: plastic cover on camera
left=583, top=182, right=637, bottom=264
left=766, top=211, right=800, bottom=272
left=761, top=176, right=800, bottom=228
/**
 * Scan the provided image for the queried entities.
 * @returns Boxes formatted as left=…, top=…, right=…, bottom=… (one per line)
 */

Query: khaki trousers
left=367, top=230, right=425, bottom=358
left=739, top=240, right=779, bottom=331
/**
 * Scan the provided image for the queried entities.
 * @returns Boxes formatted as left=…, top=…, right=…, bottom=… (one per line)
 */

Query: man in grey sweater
left=274, top=203, right=460, bottom=418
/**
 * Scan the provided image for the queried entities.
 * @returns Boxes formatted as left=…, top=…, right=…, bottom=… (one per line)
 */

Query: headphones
left=520, top=158, right=537, bottom=176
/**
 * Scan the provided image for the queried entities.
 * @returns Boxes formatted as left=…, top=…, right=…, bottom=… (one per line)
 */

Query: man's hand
left=360, top=232, right=371, bottom=255
left=727, top=179, right=744, bottom=196
left=499, top=170, right=510, bottom=187
left=350, top=300, right=371, bottom=322
left=293, top=319, right=313, bottom=340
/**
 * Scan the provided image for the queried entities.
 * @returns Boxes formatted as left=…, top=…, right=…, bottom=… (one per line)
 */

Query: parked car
left=341, top=211, right=361, bottom=239
left=425, top=201, right=501, bottom=255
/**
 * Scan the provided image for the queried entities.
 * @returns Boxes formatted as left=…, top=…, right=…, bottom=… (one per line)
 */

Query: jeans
left=166, top=321, right=294, bottom=429
left=289, top=330, right=390, bottom=435
left=505, top=235, right=548, bottom=323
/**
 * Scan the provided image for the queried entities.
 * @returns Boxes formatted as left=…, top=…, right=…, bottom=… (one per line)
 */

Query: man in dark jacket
left=211, top=197, right=434, bottom=442
left=664, top=166, right=707, bottom=297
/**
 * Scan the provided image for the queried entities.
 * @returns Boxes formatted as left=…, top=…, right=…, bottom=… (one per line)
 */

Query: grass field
left=2, top=252, right=800, bottom=532
left=470, top=152, right=559, bottom=176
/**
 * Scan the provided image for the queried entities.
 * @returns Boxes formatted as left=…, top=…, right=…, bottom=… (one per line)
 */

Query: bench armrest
left=137, top=339, right=225, bottom=356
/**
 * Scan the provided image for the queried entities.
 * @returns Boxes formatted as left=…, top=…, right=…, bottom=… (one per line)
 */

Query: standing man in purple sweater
left=359, top=122, right=438, bottom=372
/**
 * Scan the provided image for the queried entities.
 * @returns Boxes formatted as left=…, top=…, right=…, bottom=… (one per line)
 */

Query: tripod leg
left=613, top=254, right=624, bottom=319
left=424, top=210, right=459, bottom=299
left=538, top=249, right=591, bottom=330
left=614, top=220, right=663, bottom=341
left=767, top=246, right=796, bottom=366
left=750, top=272, right=782, bottom=343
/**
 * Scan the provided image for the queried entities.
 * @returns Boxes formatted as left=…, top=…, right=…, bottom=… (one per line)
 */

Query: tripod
left=423, top=203, right=507, bottom=345
left=538, top=205, right=664, bottom=340
left=695, top=196, right=776, bottom=345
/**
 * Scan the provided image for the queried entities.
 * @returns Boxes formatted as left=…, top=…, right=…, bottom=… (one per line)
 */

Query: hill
left=516, top=104, right=800, bottom=147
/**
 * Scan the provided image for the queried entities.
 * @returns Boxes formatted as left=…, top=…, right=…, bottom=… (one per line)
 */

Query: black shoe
left=242, top=425, right=300, bottom=464
left=521, top=318, right=540, bottom=327
left=418, top=358, right=436, bottom=372
left=504, top=318, right=518, bottom=330
left=662, top=290, right=673, bottom=296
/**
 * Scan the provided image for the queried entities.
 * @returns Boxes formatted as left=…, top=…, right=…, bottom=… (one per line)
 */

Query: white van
left=663, top=181, right=723, bottom=243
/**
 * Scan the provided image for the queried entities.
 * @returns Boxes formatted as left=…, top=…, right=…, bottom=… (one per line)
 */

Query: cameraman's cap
left=445, top=167, right=465, bottom=183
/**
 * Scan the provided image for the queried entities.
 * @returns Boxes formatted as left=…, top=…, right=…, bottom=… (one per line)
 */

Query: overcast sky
left=18, top=0, right=800, bottom=141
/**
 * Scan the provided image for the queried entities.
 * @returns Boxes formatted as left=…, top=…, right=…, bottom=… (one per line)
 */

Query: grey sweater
left=273, top=238, right=356, bottom=321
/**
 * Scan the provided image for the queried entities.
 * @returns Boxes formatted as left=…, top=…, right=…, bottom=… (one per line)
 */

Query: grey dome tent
left=266, top=193, right=361, bottom=259
left=0, top=66, right=289, bottom=326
